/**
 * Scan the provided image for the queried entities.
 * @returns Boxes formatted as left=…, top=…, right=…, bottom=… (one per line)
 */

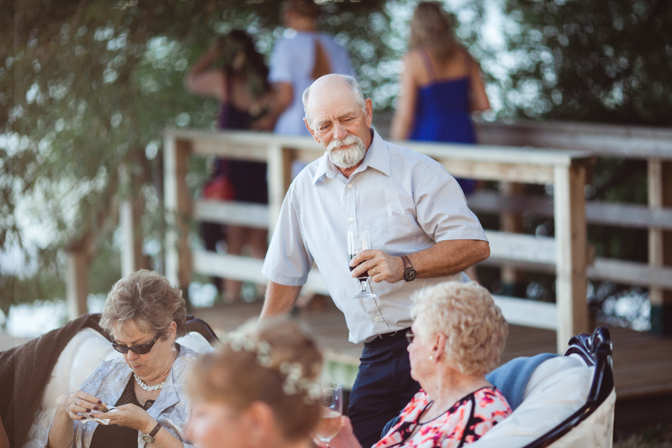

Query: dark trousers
left=348, top=331, right=421, bottom=448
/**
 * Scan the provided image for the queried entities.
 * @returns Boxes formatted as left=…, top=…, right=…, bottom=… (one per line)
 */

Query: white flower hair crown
left=225, top=331, right=322, bottom=403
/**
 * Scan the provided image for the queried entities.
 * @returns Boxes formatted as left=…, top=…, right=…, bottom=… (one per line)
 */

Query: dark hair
left=216, top=30, right=269, bottom=98
left=410, top=1, right=461, bottom=62
left=283, top=0, right=321, bottom=19
left=100, top=269, right=188, bottom=339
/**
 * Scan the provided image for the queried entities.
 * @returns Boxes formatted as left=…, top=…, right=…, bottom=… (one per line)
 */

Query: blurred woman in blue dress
left=391, top=1, right=490, bottom=281
left=391, top=1, right=491, bottom=197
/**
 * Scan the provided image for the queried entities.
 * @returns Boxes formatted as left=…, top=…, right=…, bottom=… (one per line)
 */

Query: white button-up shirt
left=262, top=129, right=487, bottom=343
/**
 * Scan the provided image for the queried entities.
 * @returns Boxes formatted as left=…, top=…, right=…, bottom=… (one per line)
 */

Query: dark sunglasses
left=405, top=331, right=415, bottom=344
left=112, top=332, right=162, bottom=355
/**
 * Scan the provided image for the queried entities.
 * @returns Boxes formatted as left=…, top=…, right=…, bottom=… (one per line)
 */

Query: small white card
left=83, top=406, right=118, bottom=425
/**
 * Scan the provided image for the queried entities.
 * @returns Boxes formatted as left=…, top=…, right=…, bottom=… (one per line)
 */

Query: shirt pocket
left=370, top=215, right=410, bottom=228
left=369, top=215, right=421, bottom=254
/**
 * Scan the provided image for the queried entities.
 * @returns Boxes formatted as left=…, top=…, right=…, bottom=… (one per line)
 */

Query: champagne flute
left=347, top=230, right=377, bottom=300
left=315, top=382, right=343, bottom=447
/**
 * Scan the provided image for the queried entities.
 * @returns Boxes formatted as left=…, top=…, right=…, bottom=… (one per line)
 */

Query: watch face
left=142, top=434, right=154, bottom=444
left=404, top=268, right=416, bottom=282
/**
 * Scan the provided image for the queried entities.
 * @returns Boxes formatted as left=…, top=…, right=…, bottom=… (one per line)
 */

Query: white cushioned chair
left=472, top=327, right=615, bottom=447
left=21, top=318, right=615, bottom=448
left=22, top=315, right=217, bottom=448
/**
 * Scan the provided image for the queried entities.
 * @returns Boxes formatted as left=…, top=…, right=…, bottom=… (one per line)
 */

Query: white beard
left=326, top=135, right=367, bottom=169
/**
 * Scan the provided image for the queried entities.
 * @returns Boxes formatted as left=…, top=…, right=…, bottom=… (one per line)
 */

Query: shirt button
left=349, top=217, right=354, bottom=222
left=374, top=317, right=380, bottom=322
left=347, top=184, right=353, bottom=189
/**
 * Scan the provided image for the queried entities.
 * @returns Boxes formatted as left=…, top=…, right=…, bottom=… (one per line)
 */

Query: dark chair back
left=186, top=314, right=220, bottom=345
left=86, top=313, right=220, bottom=346
left=523, top=326, right=614, bottom=448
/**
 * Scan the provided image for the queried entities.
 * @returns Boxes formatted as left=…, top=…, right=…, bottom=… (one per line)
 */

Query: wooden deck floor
left=192, top=300, right=672, bottom=401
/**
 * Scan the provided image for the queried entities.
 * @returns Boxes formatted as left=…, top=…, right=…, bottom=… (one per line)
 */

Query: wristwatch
left=141, top=422, right=162, bottom=444
left=401, top=255, right=416, bottom=282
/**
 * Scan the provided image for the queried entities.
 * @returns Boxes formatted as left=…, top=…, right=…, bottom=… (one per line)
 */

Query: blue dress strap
left=461, top=48, right=474, bottom=74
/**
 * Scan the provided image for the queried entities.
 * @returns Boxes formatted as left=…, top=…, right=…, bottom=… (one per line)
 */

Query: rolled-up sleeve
left=414, top=163, right=488, bottom=243
left=262, top=186, right=314, bottom=286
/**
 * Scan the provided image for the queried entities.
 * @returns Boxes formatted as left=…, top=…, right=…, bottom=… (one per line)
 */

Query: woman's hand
left=60, top=391, right=103, bottom=421
left=90, top=404, right=155, bottom=432
left=48, top=391, right=102, bottom=447
left=313, top=416, right=362, bottom=448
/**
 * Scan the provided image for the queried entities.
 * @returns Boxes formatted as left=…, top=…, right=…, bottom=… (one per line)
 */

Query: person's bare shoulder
left=402, top=50, right=426, bottom=85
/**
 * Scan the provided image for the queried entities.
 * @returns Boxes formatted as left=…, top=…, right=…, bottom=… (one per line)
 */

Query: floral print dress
left=373, top=387, right=511, bottom=448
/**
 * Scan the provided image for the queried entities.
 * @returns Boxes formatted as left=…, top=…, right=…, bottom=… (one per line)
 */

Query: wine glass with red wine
left=315, top=382, right=343, bottom=448
left=347, top=230, right=377, bottom=300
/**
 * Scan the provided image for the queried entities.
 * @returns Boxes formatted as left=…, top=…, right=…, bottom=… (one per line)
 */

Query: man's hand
left=350, top=249, right=405, bottom=283
left=349, top=240, right=490, bottom=284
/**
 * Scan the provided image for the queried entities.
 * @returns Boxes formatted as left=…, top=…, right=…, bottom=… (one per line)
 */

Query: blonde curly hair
left=412, top=281, right=507, bottom=376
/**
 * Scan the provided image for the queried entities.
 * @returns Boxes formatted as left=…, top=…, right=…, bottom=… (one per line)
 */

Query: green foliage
left=505, top=0, right=672, bottom=125
left=86, top=236, right=123, bottom=296
left=503, top=0, right=668, bottom=266
left=2, top=0, right=666, bottom=312
left=0, top=0, right=389, bottom=305
left=0, top=265, right=66, bottom=325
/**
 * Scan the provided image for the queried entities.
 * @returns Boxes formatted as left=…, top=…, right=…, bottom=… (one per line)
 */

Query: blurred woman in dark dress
left=185, top=31, right=273, bottom=303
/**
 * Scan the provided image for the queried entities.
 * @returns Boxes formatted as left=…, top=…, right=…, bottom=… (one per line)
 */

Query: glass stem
left=360, top=279, right=369, bottom=292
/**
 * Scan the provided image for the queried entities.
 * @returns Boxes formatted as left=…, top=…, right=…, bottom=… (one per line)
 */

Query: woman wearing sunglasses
left=47, top=270, right=196, bottom=448
left=318, top=282, right=511, bottom=448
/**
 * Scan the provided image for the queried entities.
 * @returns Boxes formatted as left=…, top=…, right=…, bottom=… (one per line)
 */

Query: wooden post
left=65, top=233, right=93, bottom=319
left=164, top=135, right=193, bottom=290
left=66, top=251, right=89, bottom=319
left=499, top=182, right=526, bottom=295
left=553, top=161, right=589, bottom=353
left=120, top=164, right=149, bottom=277
left=267, top=144, right=295, bottom=234
left=648, top=160, right=672, bottom=335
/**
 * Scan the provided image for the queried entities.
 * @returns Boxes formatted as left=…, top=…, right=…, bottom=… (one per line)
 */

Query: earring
left=429, top=355, right=434, bottom=361
left=172, top=343, right=177, bottom=352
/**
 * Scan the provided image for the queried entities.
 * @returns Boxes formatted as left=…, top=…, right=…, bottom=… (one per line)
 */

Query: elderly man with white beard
left=260, top=74, right=490, bottom=448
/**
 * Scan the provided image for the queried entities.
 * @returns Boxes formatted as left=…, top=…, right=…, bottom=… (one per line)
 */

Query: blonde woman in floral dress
left=319, top=282, right=511, bottom=448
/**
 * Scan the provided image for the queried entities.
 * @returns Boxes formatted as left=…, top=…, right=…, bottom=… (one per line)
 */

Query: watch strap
left=149, top=422, right=162, bottom=438
left=143, top=422, right=162, bottom=444
left=401, top=255, right=417, bottom=282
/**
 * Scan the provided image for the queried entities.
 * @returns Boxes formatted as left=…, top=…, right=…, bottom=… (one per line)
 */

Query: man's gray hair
left=302, top=75, right=366, bottom=129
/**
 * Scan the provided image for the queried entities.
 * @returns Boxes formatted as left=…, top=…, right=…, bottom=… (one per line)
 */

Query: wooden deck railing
left=59, top=120, right=669, bottom=351
left=475, top=120, right=672, bottom=334
left=158, top=128, right=594, bottom=353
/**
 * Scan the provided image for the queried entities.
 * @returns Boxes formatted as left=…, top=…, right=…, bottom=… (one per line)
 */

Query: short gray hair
left=100, top=269, right=189, bottom=339
left=412, top=281, right=508, bottom=376
left=302, top=74, right=366, bottom=129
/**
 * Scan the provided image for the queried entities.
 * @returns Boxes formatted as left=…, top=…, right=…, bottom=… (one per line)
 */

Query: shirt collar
left=312, top=128, right=391, bottom=185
